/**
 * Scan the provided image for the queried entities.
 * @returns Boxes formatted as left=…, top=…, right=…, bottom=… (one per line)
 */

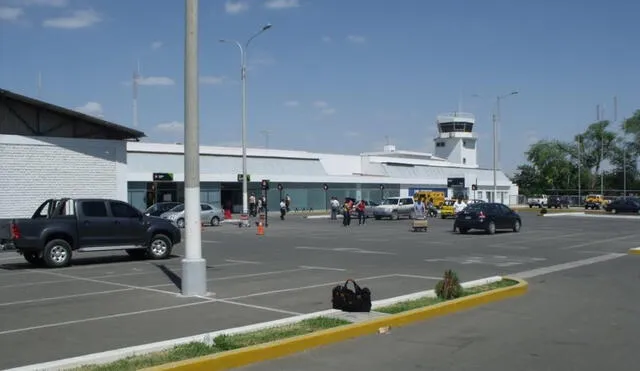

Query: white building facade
left=127, top=112, right=517, bottom=212
left=0, top=89, right=144, bottom=218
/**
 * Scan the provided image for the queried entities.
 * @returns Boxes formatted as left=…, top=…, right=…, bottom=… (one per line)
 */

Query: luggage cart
left=411, top=213, right=428, bottom=232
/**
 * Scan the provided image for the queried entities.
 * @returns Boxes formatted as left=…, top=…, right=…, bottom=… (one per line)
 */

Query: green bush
left=540, top=208, right=548, bottom=214
left=434, top=269, right=463, bottom=300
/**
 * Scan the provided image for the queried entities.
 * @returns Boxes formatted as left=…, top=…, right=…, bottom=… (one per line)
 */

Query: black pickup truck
left=0, top=198, right=181, bottom=268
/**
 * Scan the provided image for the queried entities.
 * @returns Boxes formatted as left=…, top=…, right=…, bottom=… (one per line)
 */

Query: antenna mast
left=37, top=72, right=42, bottom=98
left=132, top=60, right=140, bottom=127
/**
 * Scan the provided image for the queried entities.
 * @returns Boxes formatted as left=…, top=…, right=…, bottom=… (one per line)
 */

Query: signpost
left=261, top=179, right=270, bottom=227
left=153, top=173, right=174, bottom=181
left=277, top=183, right=283, bottom=202
left=322, top=183, right=329, bottom=210
left=237, top=174, right=251, bottom=182
left=379, top=184, right=385, bottom=200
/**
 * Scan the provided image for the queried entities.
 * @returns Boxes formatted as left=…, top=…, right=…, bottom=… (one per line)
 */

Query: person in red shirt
left=356, top=200, right=366, bottom=225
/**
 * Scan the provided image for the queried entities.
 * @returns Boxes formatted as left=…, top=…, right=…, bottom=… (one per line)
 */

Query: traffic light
left=471, top=184, right=477, bottom=191
left=261, top=179, right=270, bottom=190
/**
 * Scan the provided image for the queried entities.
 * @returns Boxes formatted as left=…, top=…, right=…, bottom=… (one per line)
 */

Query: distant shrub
left=540, top=208, right=548, bottom=215
left=435, top=269, right=463, bottom=300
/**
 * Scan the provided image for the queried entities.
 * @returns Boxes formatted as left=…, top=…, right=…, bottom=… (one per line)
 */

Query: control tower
left=433, top=112, right=478, bottom=167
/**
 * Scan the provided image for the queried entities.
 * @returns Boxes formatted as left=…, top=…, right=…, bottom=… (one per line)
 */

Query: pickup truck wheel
left=24, top=252, right=44, bottom=266
left=148, top=234, right=172, bottom=260
left=43, top=239, right=72, bottom=268
left=176, top=218, right=185, bottom=228
left=210, top=216, right=220, bottom=226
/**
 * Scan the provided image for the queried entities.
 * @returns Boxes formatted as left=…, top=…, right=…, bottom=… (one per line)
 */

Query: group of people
left=249, top=193, right=292, bottom=220
left=329, top=197, right=367, bottom=227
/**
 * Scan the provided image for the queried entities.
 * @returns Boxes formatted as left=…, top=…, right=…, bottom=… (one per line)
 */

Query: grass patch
left=376, top=279, right=518, bottom=314
left=73, top=317, right=350, bottom=371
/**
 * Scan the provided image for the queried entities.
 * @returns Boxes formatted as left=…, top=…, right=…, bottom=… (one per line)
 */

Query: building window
left=478, top=191, right=483, bottom=199
left=463, top=158, right=466, bottom=164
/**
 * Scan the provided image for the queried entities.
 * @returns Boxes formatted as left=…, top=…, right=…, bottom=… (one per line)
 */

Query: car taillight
left=10, top=222, right=21, bottom=239
left=478, top=211, right=486, bottom=219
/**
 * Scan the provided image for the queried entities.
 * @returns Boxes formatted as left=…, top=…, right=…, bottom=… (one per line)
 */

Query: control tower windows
left=438, top=122, right=473, bottom=133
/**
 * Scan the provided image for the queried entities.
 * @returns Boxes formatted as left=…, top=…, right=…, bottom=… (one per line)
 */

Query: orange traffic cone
left=257, top=221, right=265, bottom=236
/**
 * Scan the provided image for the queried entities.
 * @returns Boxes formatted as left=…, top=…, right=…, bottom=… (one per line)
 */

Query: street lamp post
left=220, top=24, right=272, bottom=221
left=493, top=91, right=518, bottom=203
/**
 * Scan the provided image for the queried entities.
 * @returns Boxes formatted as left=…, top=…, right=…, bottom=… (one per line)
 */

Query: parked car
left=454, top=202, right=521, bottom=235
left=603, top=197, right=640, bottom=214
left=527, top=195, right=548, bottom=208
left=372, top=197, right=415, bottom=220
left=584, top=194, right=606, bottom=210
left=143, top=202, right=182, bottom=217
left=0, top=198, right=181, bottom=268
left=440, top=200, right=457, bottom=219
left=160, top=203, right=225, bottom=227
left=547, top=196, right=570, bottom=209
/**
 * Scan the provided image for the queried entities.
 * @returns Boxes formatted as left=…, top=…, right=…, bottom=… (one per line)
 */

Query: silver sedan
left=159, top=203, right=225, bottom=228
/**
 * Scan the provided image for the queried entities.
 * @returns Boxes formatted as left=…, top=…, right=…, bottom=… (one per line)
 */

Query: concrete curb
left=12, top=276, right=503, bottom=371
left=629, top=247, right=640, bottom=255
left=142, top=277, right=527, bottom=371
left=544, top=212, right=640, bottom=219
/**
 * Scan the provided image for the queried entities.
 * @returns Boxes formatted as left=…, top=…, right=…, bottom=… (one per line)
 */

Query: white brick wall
left=0, top=135, right=127, bottom=218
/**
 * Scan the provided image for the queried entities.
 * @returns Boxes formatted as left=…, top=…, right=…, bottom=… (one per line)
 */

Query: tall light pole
left=220, top=24, right=272, bottom=219
left=182, top=0, right=207, bottom=297
left=493, top=91, right=519, bottom=203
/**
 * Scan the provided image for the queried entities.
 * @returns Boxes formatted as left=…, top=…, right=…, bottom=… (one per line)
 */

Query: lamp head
left=262, top=24, right=272, bottom=31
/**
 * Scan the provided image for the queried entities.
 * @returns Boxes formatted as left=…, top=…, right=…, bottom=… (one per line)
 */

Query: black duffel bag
left=331, top=279, right=372, bottom=312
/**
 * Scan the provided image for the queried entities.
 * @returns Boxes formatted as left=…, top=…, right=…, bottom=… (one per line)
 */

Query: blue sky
left=1, top=0, right=639, bottom=172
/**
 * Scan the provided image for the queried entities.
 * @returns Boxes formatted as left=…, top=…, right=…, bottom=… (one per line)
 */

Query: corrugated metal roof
left=0, top=88, right=145, bottom=140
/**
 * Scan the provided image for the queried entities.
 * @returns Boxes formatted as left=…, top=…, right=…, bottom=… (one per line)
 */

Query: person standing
left=342, top=198, right=352, bottom=227
left=356, top=200, right=366, bottom=225
left=330, top=196, right=339, bottom=220
left=279, top=199, right=287, bottom=220
left=249, top=193, right=256, bottom=217
left=285, top=194, right=292, bottom=212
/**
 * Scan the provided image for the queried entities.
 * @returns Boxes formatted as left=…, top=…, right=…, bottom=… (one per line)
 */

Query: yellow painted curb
left=142, top=278, right=528, bottom=371
left=629, top=248, right=640, bottom=255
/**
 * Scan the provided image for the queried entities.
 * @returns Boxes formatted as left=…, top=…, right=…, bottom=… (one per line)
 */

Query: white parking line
left=394, top=273, right=442, bottom=280
left=225, top=259, right=262, bottom=265
left=223, top=274, right=396, bottom=301
left=560, top=234, right=639, bottom=250
left=147, top=268, right=311, bottom=288
left=0, top=288, right=134, bottom=307
left=299, top=265, right=346, bottom=272
left=0, top=301, right=212, bottom=336
left=510, top=253, right=627, bottom=279
left=215, top=300, right=301, bottom=316
left=0, top=255, right=21, bottom=261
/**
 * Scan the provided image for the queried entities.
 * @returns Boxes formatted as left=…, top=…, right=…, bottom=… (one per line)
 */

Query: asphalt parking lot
left=1, top=211, right=639, bottom=369
left=239, top=251, right=640, bottom=371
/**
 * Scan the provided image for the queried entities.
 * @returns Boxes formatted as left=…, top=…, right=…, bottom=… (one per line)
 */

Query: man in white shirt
left=454, top=198, right=467, bottom=214
left=330, top=197, right=340, bottom=220
left=279, top=199, right=287, bottom=220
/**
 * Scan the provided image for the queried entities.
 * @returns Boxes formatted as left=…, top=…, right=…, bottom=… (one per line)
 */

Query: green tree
left=524, top=140, right=575, bottom=191
left=511, top=164, right=543, bottom=195
left=574, top=121, right=617, bottom=189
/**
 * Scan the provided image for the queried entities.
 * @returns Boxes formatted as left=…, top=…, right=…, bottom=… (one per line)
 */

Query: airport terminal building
left=127, top=112, right=517, bottom=212
left=0, top=89, right=517, bottom=217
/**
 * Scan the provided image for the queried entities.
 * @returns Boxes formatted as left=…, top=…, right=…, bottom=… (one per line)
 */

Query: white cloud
left=151, top=41, right=163, bottom=50
left=284, top=100, right=299, bottom=107
left=264, top=0, right=300, bottom=9
left=18, top=0, right=68, bottom=7
left=74, top=102, right=104, bottom=118
left=43, top=9, right=101, bottom=29
left=225, top=1, right=249, bottom=14
left=199, top=75, right=225, bottom=85
left=346, top=34, right=366, bottom=43
left=321, top=107, right=336, bottom=115
left=0, top=7, right=24, bottom=21
left=156, top=121, right=184, bottom=133
left=321, top=36, right=332, bottom=43
left=137, top=76, right=175, bottom=86
left=313, top=100, right=328, bottom=108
